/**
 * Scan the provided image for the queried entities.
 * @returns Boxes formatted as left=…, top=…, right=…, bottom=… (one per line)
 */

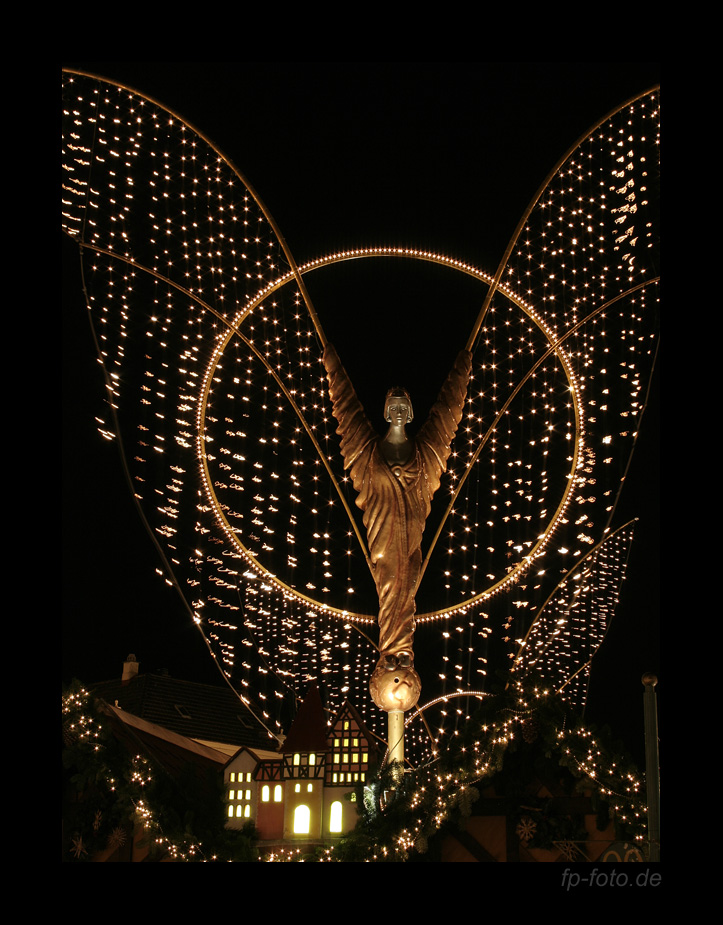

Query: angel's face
left=386, top=399, right=411, bottom=426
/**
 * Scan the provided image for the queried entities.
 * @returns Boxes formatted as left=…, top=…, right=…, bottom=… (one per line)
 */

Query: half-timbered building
left=224, top=683, right=380, bottom=845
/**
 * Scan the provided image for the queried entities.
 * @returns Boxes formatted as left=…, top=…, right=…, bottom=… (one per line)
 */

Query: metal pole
left=387, top=710, right=405, bottom=784
left=642, top=673, right=660, bottom=861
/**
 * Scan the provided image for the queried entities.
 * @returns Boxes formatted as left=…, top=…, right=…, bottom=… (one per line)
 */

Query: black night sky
left=62, top=62, right=660, bottom=766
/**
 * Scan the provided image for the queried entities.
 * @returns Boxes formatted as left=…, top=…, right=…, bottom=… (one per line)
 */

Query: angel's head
left=384, top=388, right=413, bottom=425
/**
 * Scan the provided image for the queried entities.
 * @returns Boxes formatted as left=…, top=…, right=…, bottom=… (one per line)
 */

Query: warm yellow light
left=293, top=804, right=310, bottom=835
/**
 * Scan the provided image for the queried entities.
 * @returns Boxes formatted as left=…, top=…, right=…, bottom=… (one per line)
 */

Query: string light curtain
left=63, top=72, right=659, bottom=760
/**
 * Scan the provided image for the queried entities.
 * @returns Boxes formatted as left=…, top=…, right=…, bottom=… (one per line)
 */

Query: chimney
left=122, top=653, right=139, bottom=685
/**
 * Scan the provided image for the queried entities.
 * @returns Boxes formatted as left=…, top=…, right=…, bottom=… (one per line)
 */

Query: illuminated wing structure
left=62, top=70, right=383, bottom=743
left=507, top=521, right=637, bottom=712
left=63, top=71, right=659, bottom=758
left=416, top=87, right=660, bottom=736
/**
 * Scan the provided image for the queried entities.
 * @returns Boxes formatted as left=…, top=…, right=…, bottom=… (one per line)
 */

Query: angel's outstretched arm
left=417, top=349, right=472, bottom=476
left=323, top=344, right=377, bottom=485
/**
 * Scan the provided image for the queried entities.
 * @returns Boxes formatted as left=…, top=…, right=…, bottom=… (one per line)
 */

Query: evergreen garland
left=62, top=681, right=259, bottom=862
left=320, top=681, right=647, bottom=862
left=62, top=678, right=648, bottom=862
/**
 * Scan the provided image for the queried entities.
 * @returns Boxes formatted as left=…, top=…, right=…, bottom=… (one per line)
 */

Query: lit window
left=307, top=783, right=313, bottom=792
left=330, top=801, right=343, bottom=833
left=229, top=772, right=236, bottom=783
left=293, top=753, right=300, bottom=766
left=229, top=789, right=235, bottom=800
left=295, top=783, right=301, bottom=793
left=236, top=805, right=244, bottom=817
left=309, top=753, right=316, bottom=765
left=274, top=784, right=282, bottom=802
left=227, top=805, right=234, bottom=818
left=261, top=785, right=270, bottom=802
left=293, top=804, right=310, bottom=834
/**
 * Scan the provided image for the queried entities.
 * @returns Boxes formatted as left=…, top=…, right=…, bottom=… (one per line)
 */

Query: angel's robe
left=323, top=345, right=472, bottom=662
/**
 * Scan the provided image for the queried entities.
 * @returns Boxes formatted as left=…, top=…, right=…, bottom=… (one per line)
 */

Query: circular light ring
left=196, top=247, right=583, bottom=623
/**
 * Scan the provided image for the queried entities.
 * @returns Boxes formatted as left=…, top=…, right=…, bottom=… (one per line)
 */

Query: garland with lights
left=318, top=679, right=647, bottom=862
left=62, top=677, right=648, bottom=862
left=62, top=682, right=259, bottom=862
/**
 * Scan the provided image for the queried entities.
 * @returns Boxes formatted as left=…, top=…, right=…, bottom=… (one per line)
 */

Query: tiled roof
left=90, top=673, right=278, bottom=751
left=98, top=702, right=229, bottom=781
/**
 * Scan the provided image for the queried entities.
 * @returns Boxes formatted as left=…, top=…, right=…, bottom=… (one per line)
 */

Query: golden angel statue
left=324, top=344, right=472, bottom=711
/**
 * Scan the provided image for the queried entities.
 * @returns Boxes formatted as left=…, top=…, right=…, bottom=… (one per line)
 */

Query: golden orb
left=370, top=664, right=421, bottom=712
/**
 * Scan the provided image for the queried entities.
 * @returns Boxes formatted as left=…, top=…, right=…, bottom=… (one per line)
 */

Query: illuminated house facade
left=87, top=660, right=380, bottom=852
left=224, top=685, right=380, bottom=844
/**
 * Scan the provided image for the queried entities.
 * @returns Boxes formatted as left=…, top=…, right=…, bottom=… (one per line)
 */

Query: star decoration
left=70, top=834, right=88, bottom=859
